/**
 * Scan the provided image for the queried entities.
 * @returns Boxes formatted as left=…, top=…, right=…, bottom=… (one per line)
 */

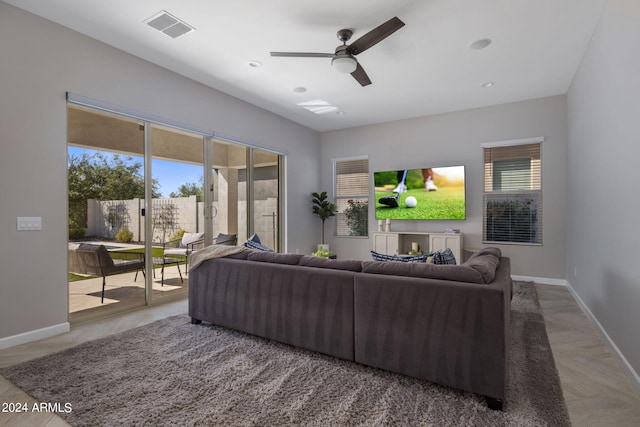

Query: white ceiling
left=6, top=0, right=607, bottom=132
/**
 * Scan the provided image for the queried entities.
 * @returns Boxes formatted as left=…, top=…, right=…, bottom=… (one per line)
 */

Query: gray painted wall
left=319, top=95, right=568, bottom=279
left=567, top=0, right=640, bottom=378
left=0, top=2, right=319, bottom=341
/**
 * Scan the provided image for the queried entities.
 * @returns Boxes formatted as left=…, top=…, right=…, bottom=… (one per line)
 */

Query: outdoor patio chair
left=163, top=232, right=237, bottom=270
left=213, top=233, right=237, bottom=246
left=75, top=243, right=145, bottom=303
left=163, top=232, right=205, bottom=270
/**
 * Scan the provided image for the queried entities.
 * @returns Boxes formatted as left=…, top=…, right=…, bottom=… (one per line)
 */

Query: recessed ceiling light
left=248, top=60, right=262, bottom=68
left=298, top=99, right=338, bottom=115
left=293, top=87, right=307, bottom=93
left=336, top=111, right=346, bottom=115
left=470, top=38, right=492, bottom=50
left=481, top=82, right=495, bottom=88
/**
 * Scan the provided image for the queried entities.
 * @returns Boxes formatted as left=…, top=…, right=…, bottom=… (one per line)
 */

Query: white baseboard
left=0, top=322, right=70, bottom=350
left=511, top=275, right=568, bottom=286
left=563, top=281, right=640, bottom=395
left=511, top=275, right=640, bottom=393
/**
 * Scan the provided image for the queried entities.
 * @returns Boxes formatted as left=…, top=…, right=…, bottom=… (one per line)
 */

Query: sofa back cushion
left=247, top=251, right=303, bottom=265
left=463, top=247, right=501, bottom=283
left=467, top=247, right=501, bottom=261
left=298, top=256, right=363, bottom=272
left=361, top=260, right=485, bottom=284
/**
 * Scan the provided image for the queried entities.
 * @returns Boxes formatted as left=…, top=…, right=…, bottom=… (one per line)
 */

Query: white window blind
left=334, top=157, right=369, bottom=237
left=483, top=141, right=542, bottom=244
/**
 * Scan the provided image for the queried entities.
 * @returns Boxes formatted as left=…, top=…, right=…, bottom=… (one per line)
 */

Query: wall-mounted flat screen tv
left=374, top=166, right=466, bottom=220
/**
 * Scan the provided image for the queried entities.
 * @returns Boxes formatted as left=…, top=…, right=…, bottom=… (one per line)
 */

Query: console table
left=373, top=231, right=463, bottom=263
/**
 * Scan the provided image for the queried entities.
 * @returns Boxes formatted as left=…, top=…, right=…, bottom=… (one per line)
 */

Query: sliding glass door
left=207, top=139, right=247, bottom=245
left=205, top=140, right=283, bottom=252
left=67, top=105, right=148, bottom=319
left=149, top=124, right=205, bottom=303
left=251, top=149, right=281, bottom=251
left=67, top=98, right=286, bottom=321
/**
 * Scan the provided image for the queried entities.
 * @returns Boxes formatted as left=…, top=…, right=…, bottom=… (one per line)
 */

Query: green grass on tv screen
left=375, top=187, right=465, bottom=220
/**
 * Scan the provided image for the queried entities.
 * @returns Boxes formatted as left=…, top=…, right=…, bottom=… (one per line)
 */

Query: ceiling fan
left=270, top=16, right=405, bottom=87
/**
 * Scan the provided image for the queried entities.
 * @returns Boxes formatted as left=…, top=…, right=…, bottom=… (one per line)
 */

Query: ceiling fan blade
left=347, top=16, right=405, bottom=55
left=270, top=52, right=334, bottom=58
left=351, top=63, right=372, bottom=87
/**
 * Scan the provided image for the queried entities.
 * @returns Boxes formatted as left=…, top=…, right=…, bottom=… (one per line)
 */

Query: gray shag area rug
left=2, top=281, right=570, bottom=426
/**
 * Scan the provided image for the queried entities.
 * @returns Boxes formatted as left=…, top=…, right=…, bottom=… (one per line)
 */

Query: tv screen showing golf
left=374, top=166, right=466, bottom=220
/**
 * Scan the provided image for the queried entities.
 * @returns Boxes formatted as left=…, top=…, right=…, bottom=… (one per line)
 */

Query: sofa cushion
left=225, top=250, right=250, bottom=260
left=461, top=247, right=501, bottom=284
left=247, top=251, right=303, bottom=265
left=361, top=260, right=485, bottom=284
left=298, top=255, right=363, bottom=272
left=370, top=250, right=430, bottom=263
left=430, top=248, right=457, bottom=265
left=464, top=255, right=500, bottom=284
left=467, top=247, right=501, bottom=261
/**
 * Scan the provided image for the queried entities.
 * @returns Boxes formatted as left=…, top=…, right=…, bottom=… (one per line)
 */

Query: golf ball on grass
left=405, top=196, right=417, bottom=208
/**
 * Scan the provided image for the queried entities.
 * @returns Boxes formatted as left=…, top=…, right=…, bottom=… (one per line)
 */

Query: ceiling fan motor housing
left=336, top=29, right=353, bottom=43
left=270, top=16, right=404, bottom=86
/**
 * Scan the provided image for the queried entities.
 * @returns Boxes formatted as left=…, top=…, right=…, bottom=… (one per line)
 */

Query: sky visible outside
left=68, top=146, right=203, bottom=197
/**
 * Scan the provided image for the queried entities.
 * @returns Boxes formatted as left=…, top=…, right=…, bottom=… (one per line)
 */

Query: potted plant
left=311, top=246, right=334, bottom=259
left=311, top=191, right=337, bottom=250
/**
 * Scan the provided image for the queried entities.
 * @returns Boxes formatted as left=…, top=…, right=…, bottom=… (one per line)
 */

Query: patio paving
left=69, top=263, right=187, bottom=321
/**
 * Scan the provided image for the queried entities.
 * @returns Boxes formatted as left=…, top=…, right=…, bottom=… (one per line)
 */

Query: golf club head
left=378, top=195, right=399, bottom=208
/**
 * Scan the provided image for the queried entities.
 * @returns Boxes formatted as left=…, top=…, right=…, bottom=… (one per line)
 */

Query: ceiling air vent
left=145, top=11, right=194, bottom=39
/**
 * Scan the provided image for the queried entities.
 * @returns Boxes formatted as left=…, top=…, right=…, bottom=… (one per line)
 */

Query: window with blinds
left=482, top=139, right=542, bottom=245
left=333, top=157, right=369, bottom=237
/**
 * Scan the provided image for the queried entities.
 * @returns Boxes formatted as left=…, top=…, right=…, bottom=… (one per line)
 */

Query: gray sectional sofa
left=188, top=247, right=511, bottom=410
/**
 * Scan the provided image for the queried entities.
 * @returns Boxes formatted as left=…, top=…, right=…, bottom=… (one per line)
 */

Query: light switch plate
left=17, top=216, right=42, bottom=231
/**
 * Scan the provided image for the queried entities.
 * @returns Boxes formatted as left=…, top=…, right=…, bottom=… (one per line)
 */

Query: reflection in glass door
left=252, top=149, right=281, bottom=251
left=149, top=124, right=205, bottom=304
left=208, top=140, right=247, bottom=245
left=206, top=139, right=283, bottom=252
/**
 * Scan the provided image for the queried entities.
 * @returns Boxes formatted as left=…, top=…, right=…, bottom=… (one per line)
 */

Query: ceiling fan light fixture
left=332, top=56, right=357, bottom=74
